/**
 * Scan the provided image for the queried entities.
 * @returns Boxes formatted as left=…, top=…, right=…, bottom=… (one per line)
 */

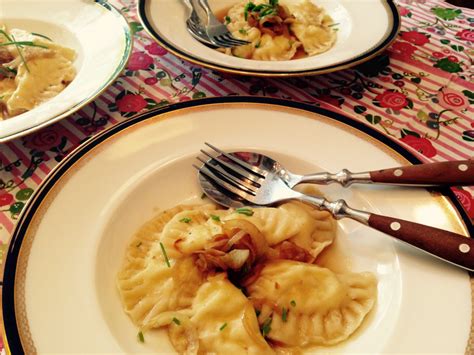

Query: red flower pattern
left=117, top=94, right=148, bottom=113
left=127, top=52, right=154, bottom=71
left=145, top=42, right=168, bottom=56
left=455, top=29, right=474, bottom=42
left=453, top=188, right=474, bottom=219
left=391, top=41, right=417, bottom=59
left=400, top=135, right=437, bottom=158
left=375, top=90, right=408, bottom=110
left=398, top=6, right=410, bottom=16
left=401, top=31, right=430, bottom=45
left=437, top=88, right=469, bottom=111
left=0, top=193, right=14, bottom=207
left=24, top=127, right=66, bottom=151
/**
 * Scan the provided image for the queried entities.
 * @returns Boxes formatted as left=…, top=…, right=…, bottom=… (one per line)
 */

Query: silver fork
left=195, top=145, right=474, bottom=272
left=186, top=11, right=219, bottom=48
left=196, top=0, right=250, bottom=47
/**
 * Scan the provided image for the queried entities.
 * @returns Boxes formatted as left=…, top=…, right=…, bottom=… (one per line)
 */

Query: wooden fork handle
left=368, top=213, right=474, bottom=271
left=369, top=160, right=474, bottom=186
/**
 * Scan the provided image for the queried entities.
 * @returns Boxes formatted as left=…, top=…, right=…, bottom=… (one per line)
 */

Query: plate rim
left=137, top=0, right=401, bottom=77
left=0, top=0, right=133, bottom=143
left=1, top=96, right=472, bottom=354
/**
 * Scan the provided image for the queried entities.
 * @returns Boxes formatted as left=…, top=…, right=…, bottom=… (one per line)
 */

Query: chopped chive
left=282, top=307, right=288, bottom=322
left=261, top=317, right=272, bottom=336
left=0, top=29, right=12, bottom=41
left=219, top=322, right=228, bottom=331
left=137, top=331, right=145, bottom=343
left=0, top=41, right=48, bottom=49
left=290, top=300, right=296, bottom=307
left=235, top=207, right=254, bottom=216
left=10, top=34, right=30, bottom=72
left=238, top=28, right=248, bottom=35
left=31, top=32, right=53, bottom=41
left=210, top=214, right=221, bottom=222
left=328, top=23, right=340, bottom=27
left=225, top=16, right=231, bottom=24
left=172, top=317, right=181, bottom=325
left=159, top=242, right=171, bottom=267
left=180, top=217, right=192, bottom=223
left=255, top=309, right=261, bottom=317
left=136, top=242, right=142, bottom=247
left=255, top=41, right=261, bottom=48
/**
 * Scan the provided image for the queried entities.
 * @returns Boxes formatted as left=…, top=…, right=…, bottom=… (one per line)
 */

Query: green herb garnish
left=180, top=217, right=192, bottom=223
left=0, top=41, right=48, bottom=49
left=290, top=300, right=296, bottom=307
left=225, top=16, right=231, bottom=24
left=244, top=0, right=279, bottom=21
left=244, top=2, right=256, bottom=20
left=10, top=34, right=30, bottom=72
left=137, top=331, right=145, bottom=343
left=255, top=309, right=261, bottom=317
left=219, top=322, right=228, bottom=331
left=238, top=28, right=248, bottom=35
left=172, top=317, right=181, bottom=325
left=255, top=41, right=261, bottom=48
left=328, top=23, right=340, bottom=27
left=159, top=242, right=171, bottom=267
left=261, top=317, right=272, bottom=336
left=210, top=214, right=221, bottom=222
left=282, top=307, right=288, bottom=322
left=236, top=207, right=254, bottom=216
left=31, top=32, right=53, bottom=41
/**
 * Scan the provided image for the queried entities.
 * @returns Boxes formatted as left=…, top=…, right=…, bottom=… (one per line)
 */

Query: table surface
left=0, top=0, right=473, bottom=352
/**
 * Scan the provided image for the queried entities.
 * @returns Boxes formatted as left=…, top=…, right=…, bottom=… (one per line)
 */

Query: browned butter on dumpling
left=247, top=260, right=377, bottom=347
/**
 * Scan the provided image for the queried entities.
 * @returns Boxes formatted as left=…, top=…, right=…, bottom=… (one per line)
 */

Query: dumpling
left=247, top=260, right=377, bottom=346
left=7, top=55, right=75, bottom=115
left=159, top=206, right=225, bottom=258
left=288, top=0, right=336, bottom=55
left=231, top=27, right=262, bottom=59
left=252, top=34, right=300, bottom=61
left=224, top=201, right=336, bottom=260
left=117, top=205, right=212, bottom=329
left=189, top=274, right=274, bottom=354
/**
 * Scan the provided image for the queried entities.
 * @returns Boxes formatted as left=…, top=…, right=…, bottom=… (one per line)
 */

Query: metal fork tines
left=196, top=0, right=250, bottom=47
left=198, top=143, right=267, bottom=196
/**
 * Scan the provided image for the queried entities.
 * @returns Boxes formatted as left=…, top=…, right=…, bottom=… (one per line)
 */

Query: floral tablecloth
left=0, top=0, right=473, bottom=350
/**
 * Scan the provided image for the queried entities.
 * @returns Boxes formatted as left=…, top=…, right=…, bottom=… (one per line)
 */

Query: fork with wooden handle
left=196, top=147, right=474, bottom=272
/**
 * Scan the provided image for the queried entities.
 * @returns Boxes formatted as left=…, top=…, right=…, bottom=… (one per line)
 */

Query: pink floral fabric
left=0, top=0, right=473, bottom=349
left=0, top=0, right=472, bottom=298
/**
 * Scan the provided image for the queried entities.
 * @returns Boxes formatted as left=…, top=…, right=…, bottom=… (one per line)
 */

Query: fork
left=186, top=10, right=219, bottom=48
left=196, top=0, right=250, bottom=47
left=195, top=146, right=474, bottom=272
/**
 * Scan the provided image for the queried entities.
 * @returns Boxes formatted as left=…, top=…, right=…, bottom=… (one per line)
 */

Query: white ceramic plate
left=0, top=0, right=132, bottom=142
left=138, top=0, right=400, bottom=76
left=2, top=97, right=472, bottom=354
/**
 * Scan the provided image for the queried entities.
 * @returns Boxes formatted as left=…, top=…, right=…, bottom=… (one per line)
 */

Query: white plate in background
left=138, top=0, right=400, bottom=76
left=0, top=0, right=132, bottom=142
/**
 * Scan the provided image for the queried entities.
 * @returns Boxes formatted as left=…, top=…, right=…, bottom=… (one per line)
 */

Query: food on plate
left=0, top=26, right=76, bottom=119
left=117, top=196, right=376, bottom=353
left=218, top=0, right=337, bottom=60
